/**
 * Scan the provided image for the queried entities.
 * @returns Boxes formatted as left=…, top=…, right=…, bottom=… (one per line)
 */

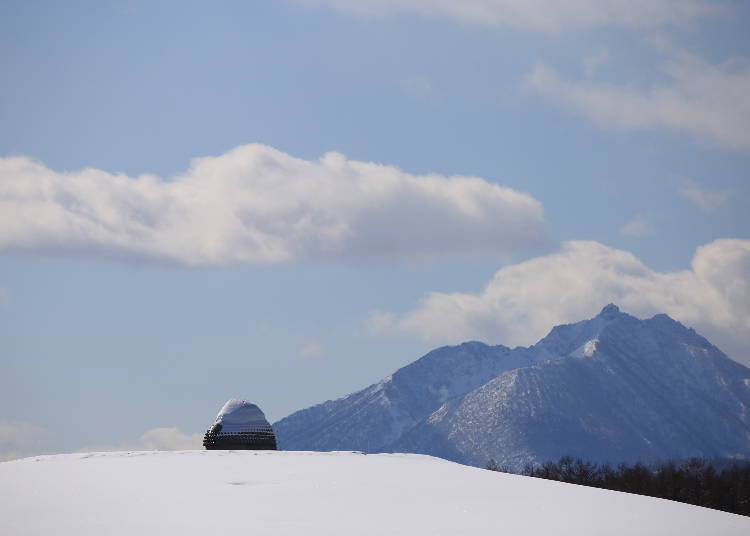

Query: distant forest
left=486, top=456, right=750, bottom=517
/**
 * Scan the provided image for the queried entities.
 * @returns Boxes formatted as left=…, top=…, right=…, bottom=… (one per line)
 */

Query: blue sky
left=1, top=0, right=748, bottom=458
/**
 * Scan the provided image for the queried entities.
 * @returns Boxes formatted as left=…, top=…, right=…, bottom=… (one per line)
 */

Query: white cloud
left=0, top=144, right=546, bottom=266
left=0, top=421, right=44, bottom=449
left=371, top=239, right=750, bottom=362
left=524, top=50, right=750, bottom=150
left=299, top=340, right=326, bottom=359
left=0, top=426, right=202, bottom=461
left=620, top=215, right=653, bottom=237
left=296, top=0, right=720, bottom=32
left=679, top=184, right=730, bottom=213
left=0, top=421, right=46, bottom=462
left=79, top=427, right=203, bottom=453
left=136, top=428, right=203, bottom=450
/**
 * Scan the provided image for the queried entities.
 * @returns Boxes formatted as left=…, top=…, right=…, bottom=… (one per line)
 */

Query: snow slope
left=2, top=450, right=748, bottom=535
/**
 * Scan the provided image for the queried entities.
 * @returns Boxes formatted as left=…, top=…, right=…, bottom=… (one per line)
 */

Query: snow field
left=1, top=450, right=748, bottom=535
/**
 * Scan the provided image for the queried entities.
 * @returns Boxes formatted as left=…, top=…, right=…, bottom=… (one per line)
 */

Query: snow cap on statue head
left=214, top=398, right=270, bottom=426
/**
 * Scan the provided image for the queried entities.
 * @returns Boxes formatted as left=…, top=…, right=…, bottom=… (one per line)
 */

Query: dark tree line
left=486, top=456, right=750, bottom=516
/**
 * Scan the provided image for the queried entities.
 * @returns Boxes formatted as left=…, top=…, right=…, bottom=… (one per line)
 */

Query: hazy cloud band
left=295, top=0, right=720, bottom=32
left=525, top=51, right=750, bottom=150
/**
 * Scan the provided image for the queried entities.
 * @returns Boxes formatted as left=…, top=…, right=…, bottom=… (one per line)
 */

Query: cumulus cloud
left=0, top=144, right=546, bottom=265
left=0, top=421, right=46, bottom=462
left=295, top=0, right=720, bottom=32
left=370, top=239, right=750, bottom=362
left=79, top=427, right=203, bottom=453
left=524, top=51, right=750, bottom=150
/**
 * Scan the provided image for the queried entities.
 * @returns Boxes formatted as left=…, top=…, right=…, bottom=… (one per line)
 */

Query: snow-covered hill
left=275, top=305, right=750, bottom=467
left=1, top=450, right=748, bottom=535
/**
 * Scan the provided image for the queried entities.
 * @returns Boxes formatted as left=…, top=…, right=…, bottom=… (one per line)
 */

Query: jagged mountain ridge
left=274, top=341, right=552, bottom=452
left=274, top=305, right=750, bottom=467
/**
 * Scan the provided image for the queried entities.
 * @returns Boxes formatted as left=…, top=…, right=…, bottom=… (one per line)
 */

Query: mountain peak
left=598, top=303, right=620, bottom=317
left=276, top=306, right=750, bottom=469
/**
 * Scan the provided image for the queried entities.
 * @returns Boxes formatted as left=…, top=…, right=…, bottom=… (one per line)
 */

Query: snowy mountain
left=275, top=305, right=750, bottom=468
left=274, top=340, right=552, bottom=452
left=2, top=450, right=748, bottom=535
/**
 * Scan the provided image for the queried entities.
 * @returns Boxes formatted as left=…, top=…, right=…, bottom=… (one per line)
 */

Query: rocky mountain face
left=274, top=305, right=750, bottom=468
